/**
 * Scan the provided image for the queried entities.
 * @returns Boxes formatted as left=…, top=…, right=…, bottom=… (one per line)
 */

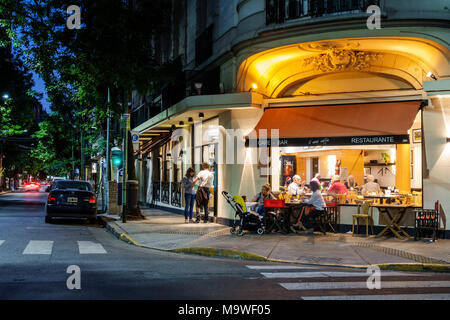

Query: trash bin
left=127, top=180, right=139, bottom=211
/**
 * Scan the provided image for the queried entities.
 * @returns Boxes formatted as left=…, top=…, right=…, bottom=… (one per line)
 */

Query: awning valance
left=247, top=101, right=420, bottom=147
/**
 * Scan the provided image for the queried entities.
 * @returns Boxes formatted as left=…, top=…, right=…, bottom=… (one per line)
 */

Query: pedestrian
left=193, top=162, right=213, bottom=223
left=182, top=168, right=196, bottom=223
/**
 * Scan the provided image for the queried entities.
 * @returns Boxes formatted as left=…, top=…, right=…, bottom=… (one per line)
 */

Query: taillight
left=48, top=195, right=56, bottom=204
left=89, top=196, right=96, bottom=204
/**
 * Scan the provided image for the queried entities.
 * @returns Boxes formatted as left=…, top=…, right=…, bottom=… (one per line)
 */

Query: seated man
left=251, top=183, right=276, bottom=216
left=288, top=175, right=306, bottom=196
left=361, top=175, right=381, bottom=195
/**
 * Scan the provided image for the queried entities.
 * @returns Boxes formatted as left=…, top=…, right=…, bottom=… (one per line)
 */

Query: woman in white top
left=193, top=162, right=213, bottom=223
left=300, top=181, right=326, bottom=234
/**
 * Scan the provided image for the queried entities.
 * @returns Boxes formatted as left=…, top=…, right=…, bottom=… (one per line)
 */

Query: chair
left=352, top=200, right=374, bottom=237
left=263, top=199, right=286, bottom=234
left=324, top=203, right=338, bottom=233
left=414, top=200, right=440, bottom=241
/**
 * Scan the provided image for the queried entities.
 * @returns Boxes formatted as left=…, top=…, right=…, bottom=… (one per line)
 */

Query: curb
left=102, top=219, right=450, bottom=273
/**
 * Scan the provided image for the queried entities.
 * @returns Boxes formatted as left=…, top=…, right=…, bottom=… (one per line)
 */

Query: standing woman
left=182, top=168, right=196, bottom=223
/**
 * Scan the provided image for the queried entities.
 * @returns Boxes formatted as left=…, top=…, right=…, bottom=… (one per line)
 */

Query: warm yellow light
left=327, top=155, right=337, bottom=178
left=252, top=83, right=258, bottom=90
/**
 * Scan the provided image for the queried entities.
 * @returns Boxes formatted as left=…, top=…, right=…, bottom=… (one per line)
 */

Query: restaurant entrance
left=247, top=101, right=424, bottom=233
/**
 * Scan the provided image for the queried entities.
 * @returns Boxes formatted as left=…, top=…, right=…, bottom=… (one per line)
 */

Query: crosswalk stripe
left=281, top=281, right=450, bottom=290
left=246, top=265, right=319, bottom=270
left=0, top=240, right=4, bottom=247
left=23, top=240, right=53, bottom=255
left=261, top=271, right=428, bottom=278
left=78, top=241, right=107, bottom=254
left=302, top=294, right=450, bottom=300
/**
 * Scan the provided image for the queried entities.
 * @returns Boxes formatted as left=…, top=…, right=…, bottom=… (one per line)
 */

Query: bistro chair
left=352, top=200, right=375, bottom=237
left=263, top=199, right=286, bottom=234
left=414, top=200, right=440, bottom=241
left=324, top=202, right=339, bottom=233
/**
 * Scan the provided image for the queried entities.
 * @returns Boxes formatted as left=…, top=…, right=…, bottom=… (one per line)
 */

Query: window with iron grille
left=266, top=0, right=380, bottom=24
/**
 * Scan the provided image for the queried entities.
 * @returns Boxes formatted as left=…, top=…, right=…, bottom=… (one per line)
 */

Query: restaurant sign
left=247, top=134, right=409, bottom=147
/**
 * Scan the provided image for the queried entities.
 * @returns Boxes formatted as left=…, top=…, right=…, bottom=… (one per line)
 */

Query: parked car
left=24, top=182, right=40, bottom=192
left=45, top=180, right=97, bottom=224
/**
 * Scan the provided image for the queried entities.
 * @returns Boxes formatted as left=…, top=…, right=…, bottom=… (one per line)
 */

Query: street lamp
left=2, top=93, right=10, bottom=100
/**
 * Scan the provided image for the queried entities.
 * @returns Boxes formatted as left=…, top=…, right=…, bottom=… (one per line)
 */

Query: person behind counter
left=361, top=174, right=381, bottom=195
left=299, top=181, right=326, bottom=234
left=288, top=175, right=306, bottom=196
left=344, top=175, right=359, bottom=191
left=252, top=183, right=276, bottom=216
left=327, top=175, right=348, bottom=195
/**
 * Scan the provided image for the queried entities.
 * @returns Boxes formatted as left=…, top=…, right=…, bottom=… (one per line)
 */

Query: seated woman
left=300, top=181, right=326, bottom=234
left=344, top=175, right=359, bottom=191
left=251, top=183, right=276, bottom=216
left=327, top=175, right=348, bottom=195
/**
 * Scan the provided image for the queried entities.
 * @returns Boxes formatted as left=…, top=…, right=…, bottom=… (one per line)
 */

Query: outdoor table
left=283, top=201, right=308, bottom=232
left=375, top=204, right=416, bottom=239
left=363, top=194, right=403, bottom=205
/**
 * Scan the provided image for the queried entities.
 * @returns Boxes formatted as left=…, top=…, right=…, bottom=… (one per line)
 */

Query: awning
left=247, top=101, right=420, bottom=147
left=139, top=133, right=172, bottom=155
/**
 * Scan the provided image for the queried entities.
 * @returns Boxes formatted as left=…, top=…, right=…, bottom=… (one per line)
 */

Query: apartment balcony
left=266, top=0, right=380, bottom=25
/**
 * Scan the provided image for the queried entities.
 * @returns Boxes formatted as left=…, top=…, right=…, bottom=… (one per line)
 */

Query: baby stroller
left=222, top=191, right=265, bottom=236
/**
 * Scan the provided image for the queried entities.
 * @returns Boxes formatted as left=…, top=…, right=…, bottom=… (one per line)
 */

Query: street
left=0, top=190, right=449, bottom=301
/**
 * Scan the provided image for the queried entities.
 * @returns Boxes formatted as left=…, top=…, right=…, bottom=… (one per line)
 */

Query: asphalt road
left=0, top=190, right=449, bottom=303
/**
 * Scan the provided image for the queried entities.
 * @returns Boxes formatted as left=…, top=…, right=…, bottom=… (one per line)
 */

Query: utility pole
left=122, top=93, right=128, bottom=223
left=81, top=129, right=85, bottom=180
left=105, top=87, right=111, bottom=213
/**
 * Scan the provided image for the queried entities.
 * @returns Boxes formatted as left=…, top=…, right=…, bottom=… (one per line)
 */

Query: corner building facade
left=131, top=0, right=450, bottom=236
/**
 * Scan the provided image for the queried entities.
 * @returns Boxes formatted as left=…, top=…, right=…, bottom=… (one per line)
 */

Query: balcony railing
left=152, top=181, right=161, bottom=204
left=266, top=0, right=380, bottom=25
left=170, top=182, right=182, bottom=208
left=161, top=182, right=170, bottom=204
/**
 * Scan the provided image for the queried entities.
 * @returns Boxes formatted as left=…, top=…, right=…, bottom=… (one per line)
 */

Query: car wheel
left=45, top=216, right=52, bottom=224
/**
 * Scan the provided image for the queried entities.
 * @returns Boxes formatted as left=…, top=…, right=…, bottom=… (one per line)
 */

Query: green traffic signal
left=111, top=148, right=123, bottom=167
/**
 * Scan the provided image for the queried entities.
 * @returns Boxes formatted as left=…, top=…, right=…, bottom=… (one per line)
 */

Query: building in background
left=131, top=0, right=450, bottom=235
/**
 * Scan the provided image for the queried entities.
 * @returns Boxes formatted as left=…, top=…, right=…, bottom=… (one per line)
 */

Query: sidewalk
left=100, top=208, right=450, bottom=272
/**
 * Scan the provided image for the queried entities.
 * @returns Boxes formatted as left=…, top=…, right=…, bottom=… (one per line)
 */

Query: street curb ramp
left=103, top=219, right=450, bottom=273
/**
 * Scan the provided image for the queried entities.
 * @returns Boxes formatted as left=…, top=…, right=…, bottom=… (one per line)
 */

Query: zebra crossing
left=0, top=239, right=108, bottom=255
left=246, top=264, right=450, bottom=300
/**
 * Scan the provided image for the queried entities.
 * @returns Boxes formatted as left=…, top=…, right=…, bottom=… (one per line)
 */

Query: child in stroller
left=222, top=191, right=265, bottom=236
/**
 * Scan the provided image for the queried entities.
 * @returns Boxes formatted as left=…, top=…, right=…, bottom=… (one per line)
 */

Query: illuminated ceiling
left=237, top=37, right=450, bottom=98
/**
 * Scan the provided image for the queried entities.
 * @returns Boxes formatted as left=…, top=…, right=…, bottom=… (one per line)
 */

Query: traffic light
left=111, top=148, right=123, bottom=168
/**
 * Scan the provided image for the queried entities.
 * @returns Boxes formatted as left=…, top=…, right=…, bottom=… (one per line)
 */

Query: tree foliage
left=1, top=0, right=175, bottom=182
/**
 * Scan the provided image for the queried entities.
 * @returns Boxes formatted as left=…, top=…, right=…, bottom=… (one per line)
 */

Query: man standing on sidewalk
left=193, top=162, right=213, bottom=223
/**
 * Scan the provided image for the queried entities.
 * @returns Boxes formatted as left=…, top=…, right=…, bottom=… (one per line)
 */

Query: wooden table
left=375, top=204, right=416, bottom=239
left=363, top=194, right=403, bottom=204
left=284, top=201, right=308, bottom=232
